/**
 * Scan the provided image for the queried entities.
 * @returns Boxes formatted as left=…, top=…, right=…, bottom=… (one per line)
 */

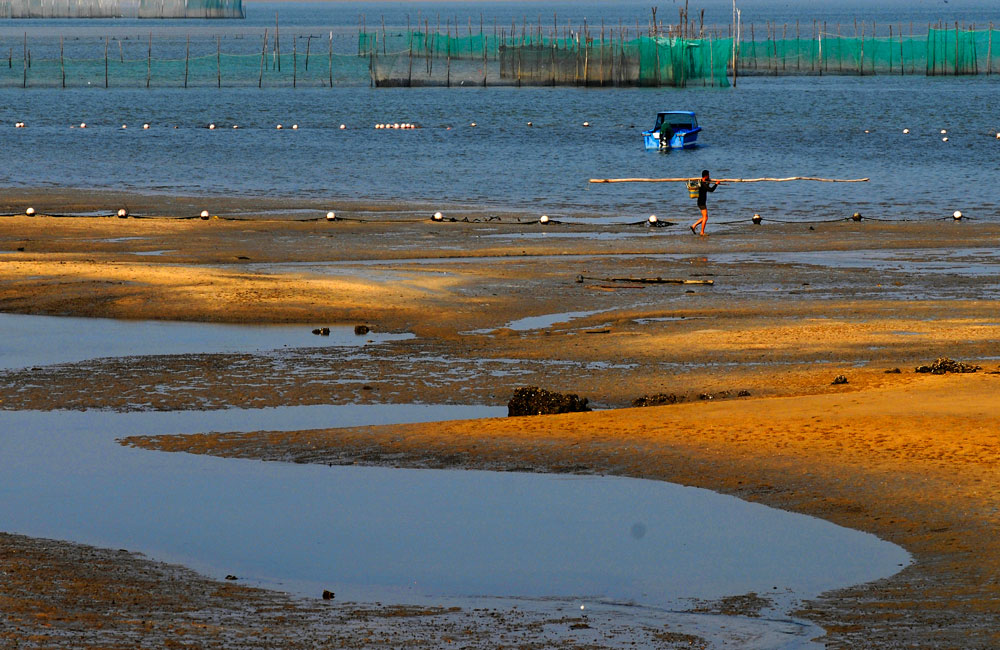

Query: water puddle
left=497, top=308, right=615, bottom=332
left=0, top=406, right=907, bottom=607
left=0, top=313, right=412, bottom=370
left=633, top=316, right=706, bottom=324
left=482, top=231, right=656, bottom=241
left=0, top=403, right=910, bottom=647
left=705, top=248, right=1000, bottom=277
left=130, top=249, right=174, bottom=256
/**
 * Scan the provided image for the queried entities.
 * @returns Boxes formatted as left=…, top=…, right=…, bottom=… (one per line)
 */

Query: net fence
left=2, top=24, right=998, bottom=88
left=734, top=25, right=997, bottom=76
left=363, top=31, right=732, bottom=87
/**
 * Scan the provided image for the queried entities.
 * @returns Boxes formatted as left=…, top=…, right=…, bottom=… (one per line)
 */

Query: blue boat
left=642, top=111, right=701, bottom=150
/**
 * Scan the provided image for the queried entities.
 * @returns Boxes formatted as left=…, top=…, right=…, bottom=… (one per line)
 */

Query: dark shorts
left=697, top=201, right=707, bottom=209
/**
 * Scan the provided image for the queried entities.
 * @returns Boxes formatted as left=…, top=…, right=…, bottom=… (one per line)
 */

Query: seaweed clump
left=507, top=386, right=591, bottom=417
left=915, top=358, right=981, bottom=374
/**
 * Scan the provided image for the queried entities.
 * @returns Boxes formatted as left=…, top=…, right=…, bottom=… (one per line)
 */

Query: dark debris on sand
left=914, top=357, right=981, bottom=374
left=507, top=386, right=591, bottom=417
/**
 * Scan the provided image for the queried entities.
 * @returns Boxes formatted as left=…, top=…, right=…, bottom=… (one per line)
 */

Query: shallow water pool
left=0, top=405, right=908, bottom=619
left=0, top=313, right=412, bottom=370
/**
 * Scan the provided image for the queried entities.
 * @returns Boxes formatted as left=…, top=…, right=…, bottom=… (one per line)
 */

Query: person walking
left=690, top=170, right=720, bottom=236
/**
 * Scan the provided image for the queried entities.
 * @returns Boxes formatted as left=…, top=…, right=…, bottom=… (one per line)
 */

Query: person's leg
left=691, top=207, right=708, bottom=235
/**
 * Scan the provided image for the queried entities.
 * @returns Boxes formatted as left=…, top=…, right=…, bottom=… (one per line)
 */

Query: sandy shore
left=2, top=202, right=1000, bottom=647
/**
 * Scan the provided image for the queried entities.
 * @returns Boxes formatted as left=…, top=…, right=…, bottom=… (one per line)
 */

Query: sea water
left=0, top=1, right=997, bottom=222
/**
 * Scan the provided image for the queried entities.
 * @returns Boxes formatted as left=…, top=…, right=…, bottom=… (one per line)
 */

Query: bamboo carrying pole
left=589, top=176, right=870, bottom=184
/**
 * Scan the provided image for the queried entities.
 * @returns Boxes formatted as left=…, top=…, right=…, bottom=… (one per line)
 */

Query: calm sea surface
left=0, top=1, right=998, bottom=222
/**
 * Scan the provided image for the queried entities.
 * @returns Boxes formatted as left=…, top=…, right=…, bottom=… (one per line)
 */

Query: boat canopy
left=653, top=111, right=698, bottom=132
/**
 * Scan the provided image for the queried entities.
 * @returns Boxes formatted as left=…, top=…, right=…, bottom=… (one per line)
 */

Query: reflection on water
left=0, top=405, right=909, bottom=616
left=0, top=313, right=412, bottom=370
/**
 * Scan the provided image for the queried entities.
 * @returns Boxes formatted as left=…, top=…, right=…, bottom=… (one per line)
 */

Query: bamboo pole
left=146, top=31, right=151, bottom=88
left=989, top=23, right=993, bottom=76
left=105, top=36, right=109, bottom=88
left=60, top=36, right=64, bottom=88
left=899, top=23, right=904, bottom=76
left=259, top=29, right=267, bottom=88
left=589, top=176, right=870, bottom=184
left=293, top=33, right=297, bottom=87
left=217, top=35, right=222, bottom=88
left=184, top=34, right=189, bottom=88
left=329, top=30, right=333, bottom=87
left=305, top=34, right=311, bottom=70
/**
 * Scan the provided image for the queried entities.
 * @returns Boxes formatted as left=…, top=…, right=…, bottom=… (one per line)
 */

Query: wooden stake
left=184, top=34, right=189, bottom=88
left=105, top=36, right=109, bottom=88
left=989, top=23, right=993, bottom=75
left=329, top=31, right=333, bottom=87
left=60, top=36, right=64, bottom=88
left=146, top=31, right=151, bottom=88
left=217, top=35, right=222, bottom=88
left=259, top=29, right=267, bottom=88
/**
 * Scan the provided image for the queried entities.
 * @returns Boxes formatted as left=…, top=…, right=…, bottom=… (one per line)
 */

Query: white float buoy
left=582, top=121, right=590, bottom=127
left=117, top=208, right=128, bottom=218
left=326, top=211, right=336, bottom=221
left=470, top=122, right=477, bottom=127
left=864, top=129, right=870, bottom=134
left=995, top=132, right=1000, bottom=140
left=940, top=129, right=947, bottom=134
left=432, top=211, right=444, bottom=221
left=340, top=124, right=346, bottom=130
left=942, top=137, right=949, bottom=142
left=200, top=210, right=210, bottom=219
left=647, top=215, right=658, bottom=224
left=953, top=210, right=963, bottom=220
left=752, top=213, right=762, bottom=224
left=79, top=122, right=86, bottom=128
left=143, top=123, right=150, bottom=130
left=527, top=121, right=533, bottom=127
left=902, top=128, right=909, bottom=134
left=276, top=124, right=283, bottom=130
left=209, top=123, right=216, bottom=130
left=121, top=124, right=127, bottom=129
left=539, top=215, right=550, bottom=224
left=292, top=124, right=298, bottom=130
left=25, top=207, right=35, bottom=216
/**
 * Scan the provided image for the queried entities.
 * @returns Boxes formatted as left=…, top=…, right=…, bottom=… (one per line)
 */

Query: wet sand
left=2, top=201, right=1000, bottom=647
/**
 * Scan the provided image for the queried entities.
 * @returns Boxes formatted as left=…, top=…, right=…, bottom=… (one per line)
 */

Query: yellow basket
left=686, top=180, right=700, bottom=199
